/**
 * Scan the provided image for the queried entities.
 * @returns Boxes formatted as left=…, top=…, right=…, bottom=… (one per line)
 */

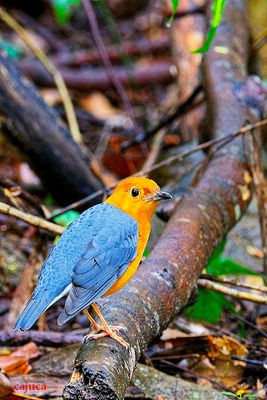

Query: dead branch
left=200, top=274, right=267, bottom=293
left=0, top=201, right=63, bottom=235
left=51, top=36, right=170, bottom=67
left=0, top=51, right=102, bottom=205
left=62, top=2, right=261, bottom=399
left=19, top=59, right=175, bottom=90
left=0, top=330, right=85, bottom=346
left=0, top=175, right=46, bottom=217
left=198, top=279, right=267, bottom=304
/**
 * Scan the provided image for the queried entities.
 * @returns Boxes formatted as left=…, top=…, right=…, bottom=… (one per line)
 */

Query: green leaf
left=44, top=194, right=56, bottom=207
left=143, top=248, right=150, bottom=257
left=185, top=287, right=234, bottom=323
left=222, top=393, right=238, bottom=398
left=51, top=0, right=81, bottom=25
left=191, top=0, right=228, bottom=53
left=166, top=0, right=179, bottom=28
left=0, top=38, right=22, bottom=59
left=207, top=257, right=260, bottom=276
left=53, top=210, right=80, bottom=227
left=207, top=237, right=227, bottom=265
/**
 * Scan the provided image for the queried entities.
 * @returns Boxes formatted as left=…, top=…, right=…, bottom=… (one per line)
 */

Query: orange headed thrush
left=14, top=177, right=172, bottom=346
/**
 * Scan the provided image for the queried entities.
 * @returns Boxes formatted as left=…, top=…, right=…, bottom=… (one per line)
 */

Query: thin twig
left=198, top=279, right=267, bottom=304
left=81, top=0, right=138, bottom=132
left=229, top=312, right=267, bottom=339
left=141, top=129, right=166, bottom=172
left=231, top=356, right=267, bottom=366
left=200, top=274, right=267, bottom=293
left=137, top=119, right=267, bottom=176
left=0, top=176, right=48, bottom=217
left=49, top=118, right=267, bottom=220
left=122, top=85, right=204, bottom=149
left=0, top=201, right=64, bottom=235
left=0, top=7, right=82, bottom=143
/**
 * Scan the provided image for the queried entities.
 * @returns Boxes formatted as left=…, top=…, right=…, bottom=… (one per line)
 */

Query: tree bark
left=62, top=1, right=261, bottom=399
left=19, top=59, right=175, bottom=91
left=0, top=329, right=86, bottom=347
left=51, top=36, right=170, bottom=67
left=0, top=51, right=102, bottom=205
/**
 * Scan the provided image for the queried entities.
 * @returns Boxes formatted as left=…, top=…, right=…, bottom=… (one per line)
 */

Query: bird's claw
left=83, top=326, right=129, bottom=347
left=106, top=325, right=127, bottom=333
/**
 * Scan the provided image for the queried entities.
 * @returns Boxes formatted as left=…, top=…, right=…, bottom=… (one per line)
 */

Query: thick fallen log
left=0, top=51, right=102, bottom=205
left=19, top=59, right=175, bottom=90
left=30, top=344, right=227, bottom=399
left=62, top=2, right=261, bottom=399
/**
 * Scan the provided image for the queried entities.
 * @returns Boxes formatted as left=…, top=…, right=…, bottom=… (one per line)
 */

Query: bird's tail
left=14, top=293, right=48, bottom=331
left=14, top=284, right=71, bottom=330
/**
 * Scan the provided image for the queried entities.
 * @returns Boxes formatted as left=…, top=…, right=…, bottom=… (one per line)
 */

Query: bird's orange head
left=105, top=177, right=172, bottom=223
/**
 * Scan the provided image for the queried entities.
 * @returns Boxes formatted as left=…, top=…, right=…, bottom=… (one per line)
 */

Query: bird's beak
left=149, top=191, right=172, bottom=202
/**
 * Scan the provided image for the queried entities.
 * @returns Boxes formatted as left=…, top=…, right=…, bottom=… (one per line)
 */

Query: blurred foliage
left=206, top=238, right=260, bottom=276
left=53, top=210, right=80, bottom=227
left=0, top=38, right=22, bottom=59
left=248, top=0, right=267, bottom=79
left=185, top=287, right=235, bottom=324
left=51, top=0, right=81, bottom=25
left=169, top=0, right=228, bottom=53
left=50, top=0, right=227, bottom=54
left=52, top=210, right=80, bottom=244
left=185, top=238, right=260, bottom=324
left=167, top=0, right=179, bottom=27
left=222, top=391, right=256, bottom=399
left=191, top=0, right=228, bottom=53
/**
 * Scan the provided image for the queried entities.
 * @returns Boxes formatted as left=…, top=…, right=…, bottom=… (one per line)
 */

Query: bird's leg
left=88, top=303, right=129, bottom=347
left=83, top=309, right=102, bottom=333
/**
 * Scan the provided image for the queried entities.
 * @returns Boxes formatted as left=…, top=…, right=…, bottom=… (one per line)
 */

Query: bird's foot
left=83, top=325, right=129, bottom=347
left=82, top=322, right=102, bottom=343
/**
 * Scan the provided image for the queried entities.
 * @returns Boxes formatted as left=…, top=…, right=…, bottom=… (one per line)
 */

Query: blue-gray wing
left=58, top=213, right=138, bottom=324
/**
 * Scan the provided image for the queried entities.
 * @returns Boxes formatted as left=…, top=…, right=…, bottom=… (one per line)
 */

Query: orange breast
left=103, top=225, right=150, bottom=297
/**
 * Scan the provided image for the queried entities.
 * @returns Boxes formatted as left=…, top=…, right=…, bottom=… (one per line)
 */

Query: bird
left=14, top=177, right=172, bottom=346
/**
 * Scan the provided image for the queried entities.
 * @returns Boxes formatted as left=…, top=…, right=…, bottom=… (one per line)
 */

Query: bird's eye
left=131, top=188, right=139, bottom=198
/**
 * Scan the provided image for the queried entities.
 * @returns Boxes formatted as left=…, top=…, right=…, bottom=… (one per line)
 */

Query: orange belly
left=103, top=229, right=149, bottom=297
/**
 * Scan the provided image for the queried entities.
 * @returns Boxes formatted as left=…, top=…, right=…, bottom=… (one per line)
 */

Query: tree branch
left=0, top=202, right=63, bottom=235
left=0, top=52, right=102, bottom=205
left=198, top=278, right=267, bottom=304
